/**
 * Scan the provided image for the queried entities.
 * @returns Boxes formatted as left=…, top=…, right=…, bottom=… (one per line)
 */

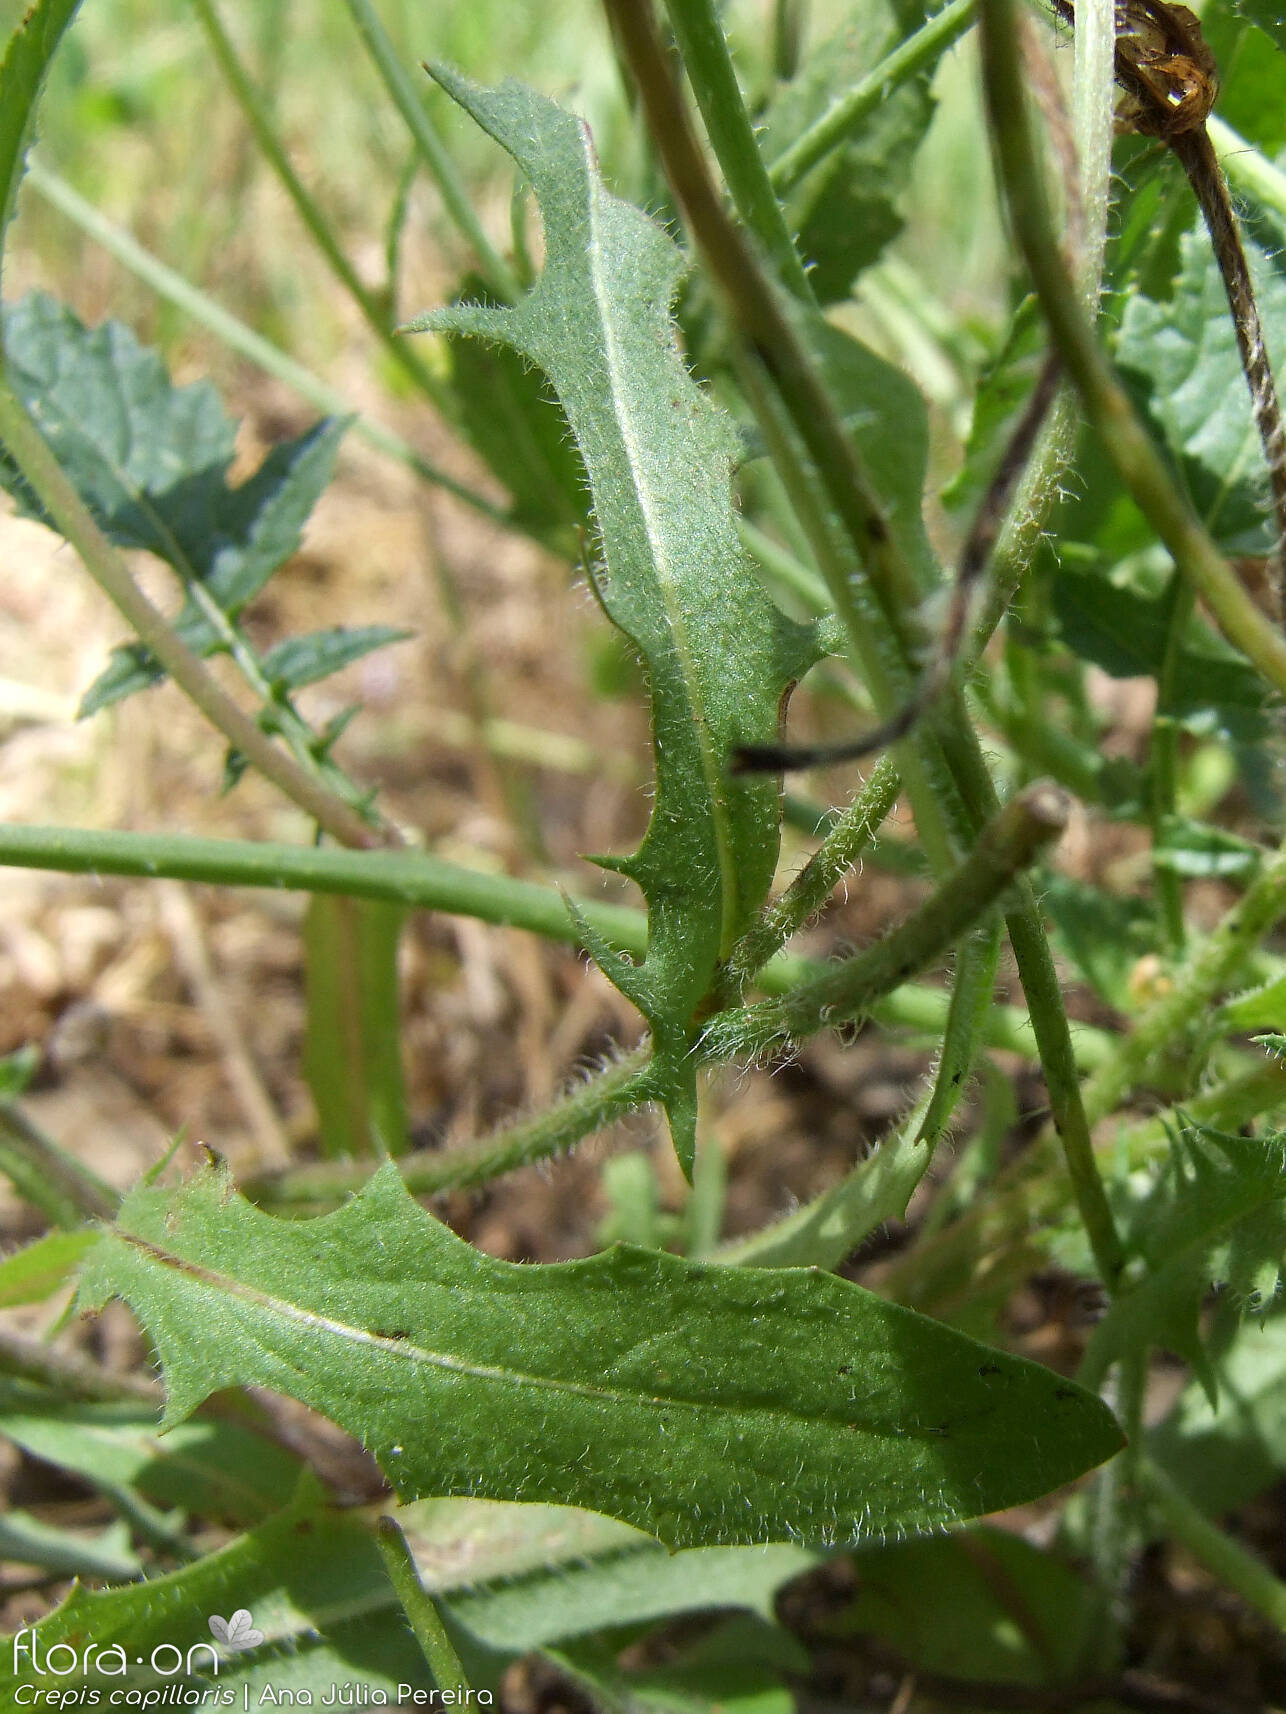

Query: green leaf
left=1221, top=971, right=1286, bottom=1033
left=261, top=625, right=412, bottom=694
left=0, top=292, right=347, bottom=713
left=714, top=1109, right=930, bottom=1270
left=0, top=1227, right=96, bottom=1306
left=303, top=895, right=410, bottom=1159
left=941, top=296, right=1045, bottom=517
left=0, top=1378, right=303, bottom=1528
left=1050, top=562, right=1273, bottom=742
left=0, top=0, right=81, bottom=266
left=0, top=1508, right=140, bottom=1583
left=555, top=1613, right=805, bottom=1714
left=0, top=1041, right=39, bottom=1095
left=1116, top=222, right=1286, bottom=554
left=1147, top=1308, right=1286, bottom=1518
left=403, top=74, right=818, bottom=1170
left=760, top=1, right=938, bottom=303
left=803, top=316, right=939, bottom=589
left=1236, top=0, right=1286, bottom=56
left=1085, top=1127, right=1286, bottom=1398
left=0, top=1485, right=819, bottom=1700
left=75, top=1161, right=1123, bottom=1548
left=1203, top=7, right=1286, bottom=155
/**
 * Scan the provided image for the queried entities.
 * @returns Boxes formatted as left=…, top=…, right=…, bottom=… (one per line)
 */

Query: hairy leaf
left=403, top=74, right=818, bottom=1171
left=76, top=1162, right=1122, bottom=1548
left=441, top=272, right=591, bottom=543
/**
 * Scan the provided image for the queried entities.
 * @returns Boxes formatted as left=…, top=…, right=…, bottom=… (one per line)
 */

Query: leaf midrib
left=121, top=1231, right=936, bottom=1442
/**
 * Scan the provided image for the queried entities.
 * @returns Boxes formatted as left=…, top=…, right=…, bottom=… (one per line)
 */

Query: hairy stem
left=719, top=754, right=901, bottom=999
left=700, top=783, right=1068, bottom=1061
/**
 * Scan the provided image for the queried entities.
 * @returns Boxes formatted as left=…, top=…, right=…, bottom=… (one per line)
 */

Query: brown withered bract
left=1113, top=0, right=1218, bottom=137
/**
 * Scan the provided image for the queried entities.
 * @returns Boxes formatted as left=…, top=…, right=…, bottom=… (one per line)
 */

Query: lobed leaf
left=76, top=1161, right=1123, bottom=1549
left=403, top=73, right=819, bottom=1171
left=260, top=625, right=411, bottom=693
left=0, top=291, right=360, bottom=714
left=1086, top=1127, right=1286, bottom=1399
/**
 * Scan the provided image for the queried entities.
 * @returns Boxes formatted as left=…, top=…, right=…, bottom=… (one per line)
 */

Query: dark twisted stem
left=735, top=350, right=1064, bottom=772
left=1050, top=0, right=1286, bottom=608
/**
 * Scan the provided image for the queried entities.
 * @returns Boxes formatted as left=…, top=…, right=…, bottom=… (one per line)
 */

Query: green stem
left=24, top=160, right=508, bottom=522
left=914, top=915, right=1003, bottom=1153
left=188, top=0, right=454, bottom=415
left=250, top=1046, right=656, bottom=1206
left=0, top=389, right=382, bottom=850
left=1150, top=573, right=1196, bottom=952
left=375, top=1519, right=472, bottom=1691
left=605, top=0, right=1123, bottom=1287
left=0, top=823, right=650, bottom=956
left=768, top=0, right=977, bottom=192
left=977, top=0, right=1286, bottom=703
left=1141, top=1459, right=1286, bottom=1635
left=340, top=0, right=519, bottom=303
left=662, top=0, right=813, bottom=299
left=701, top=782, right=1068, bottom=1061
left=254, top=787, right=1066, bottom=1209
left=719, top=754, right=901, bottom=997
